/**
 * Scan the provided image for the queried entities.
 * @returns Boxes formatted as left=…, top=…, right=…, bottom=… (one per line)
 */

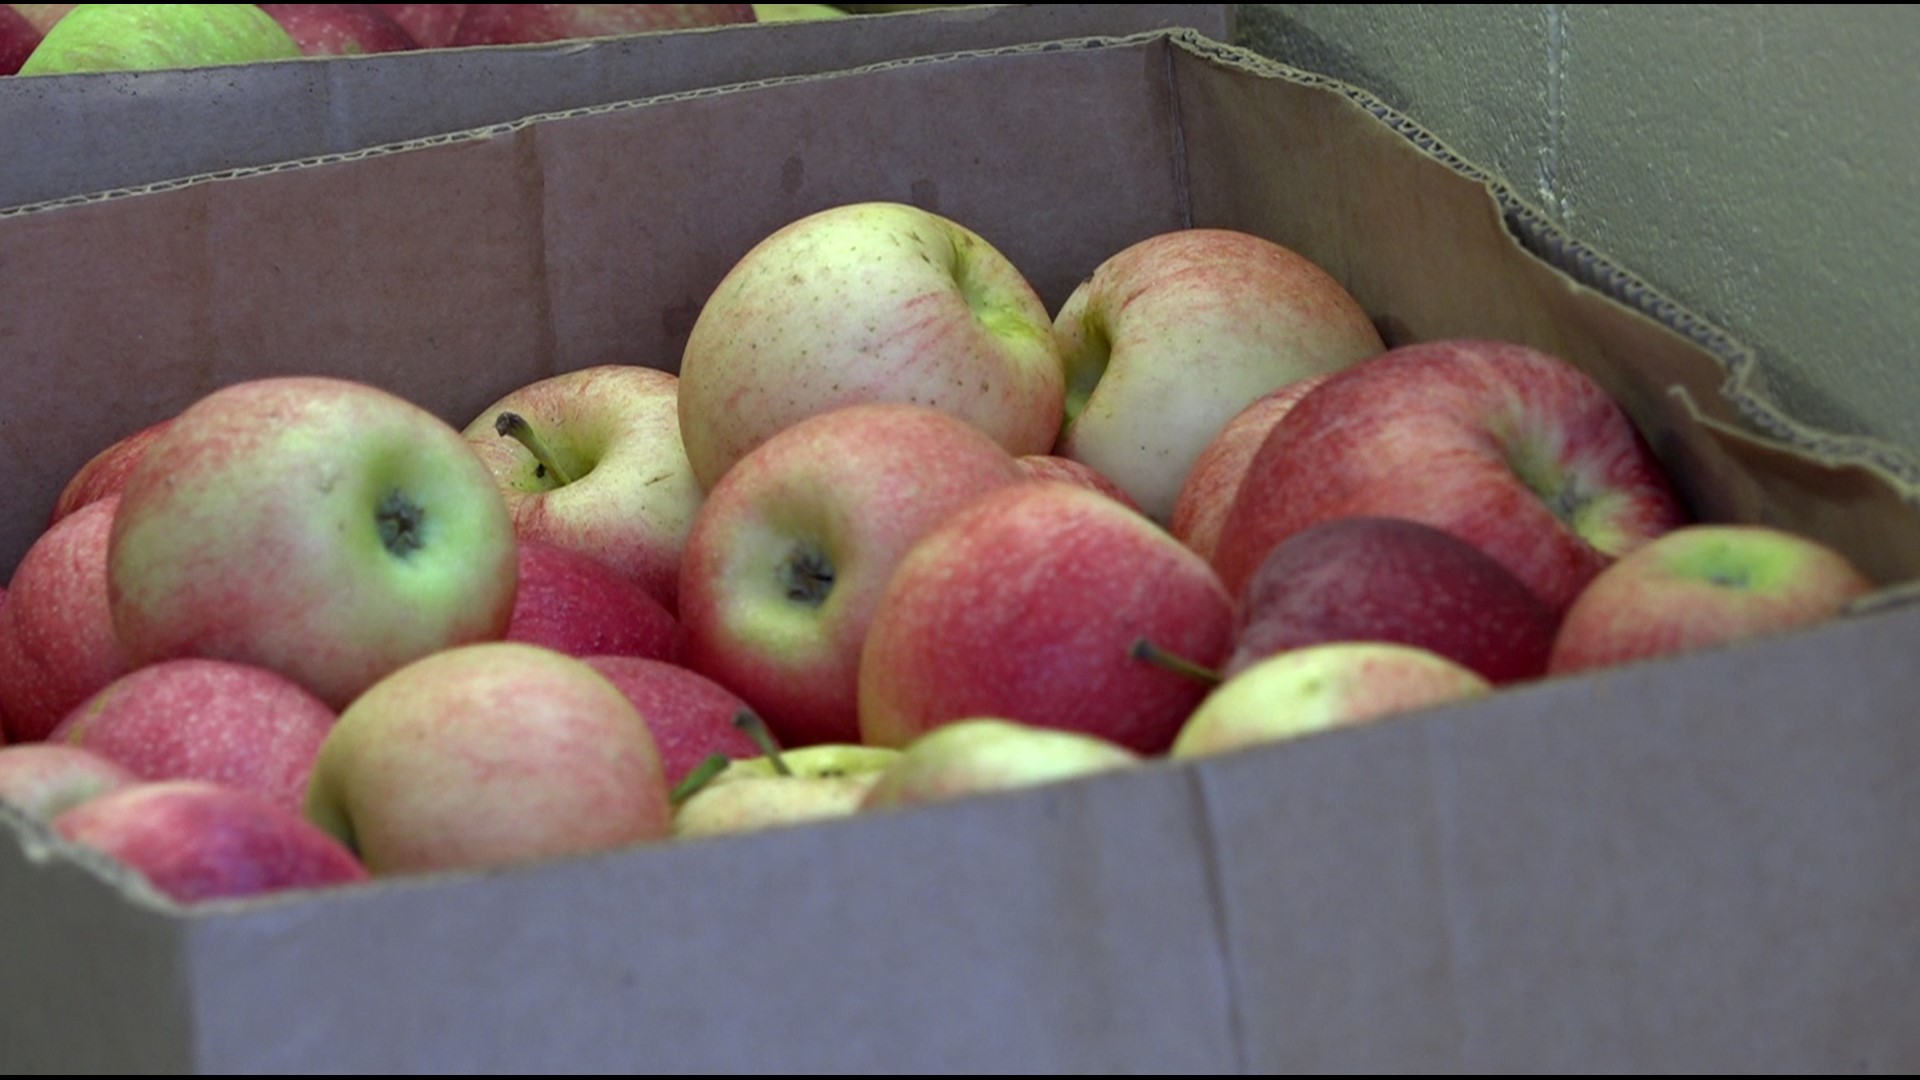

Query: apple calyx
left=1128, top=638, right=1223, bottom=687
left=732, top=710, right=792, bottom=776
left=669, top=753, right=733, bottom=806
left=375, top=490, right=428, bottom=558
left=778, top=543, right=835, bottom=606
left=494, top=411, right=576, bottom=486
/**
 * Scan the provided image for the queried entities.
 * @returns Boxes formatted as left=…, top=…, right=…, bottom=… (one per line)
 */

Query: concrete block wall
left=1236, top=5, right=1920, bottom=458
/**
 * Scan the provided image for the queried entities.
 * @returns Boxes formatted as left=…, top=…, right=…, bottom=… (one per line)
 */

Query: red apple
left=1230, top=516, right=1560, bottom=685
left=1169, top=374, right=1328, bottom=564
left=579, top=655, right=764, bottom=788
left=1548, top=524, right=1875, bottom=675
left=508, top=539, right=685, bottom=664
left=107, top=376, right=519, bottom=711
left=464, top=364, right=702, bottom=614
left=1212, top=339, right=1689, bottom=611
left=0, top=744, right=137, bottom=819
left=450, top=4, right=754, bottom=46
left=0, top=497, right=133, bottom=744
left=8, top=5, right=74, bottom=35
left=373, top=3, right=463, bottom=46
left=0, top=4, right=42, bottom=74
left=679, top=403, right=1023, bottom=748
left=54, top=780, right=367, bottom=905
left=858, top=482, right=1236, bottom=755
left=1053, top=229, right=1384, bottom=521
left=260, top=4, right=416, bottom=55
left=304, top=642, right=670, bottom=876
left=50, top=659, right=337, bottom=813
left=1170, top=641, right=1492, bottom=759
left=49, top=416, right=171, bottom=528
left=1014, top=455, right=1142, bottom=514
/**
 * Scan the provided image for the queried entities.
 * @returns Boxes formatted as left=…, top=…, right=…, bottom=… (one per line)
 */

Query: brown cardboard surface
left=2, top=28, right=1917, bottom=1072
left=0, top=4, right=1230, bottom=212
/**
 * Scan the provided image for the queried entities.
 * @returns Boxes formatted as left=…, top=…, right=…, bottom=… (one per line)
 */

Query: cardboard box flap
left=1195, top=597, right=1920, bottom=1072
left=0, top=5, right=1234, bottom=212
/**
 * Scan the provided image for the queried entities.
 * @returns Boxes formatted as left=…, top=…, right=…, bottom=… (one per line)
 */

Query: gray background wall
left=1235, top=5, right=1920, bottom=460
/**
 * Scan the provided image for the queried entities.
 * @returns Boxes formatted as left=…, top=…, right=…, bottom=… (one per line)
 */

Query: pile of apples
left=0, top=198, right=1877, bottom=907
left=0, top=3, right=870, bottom=77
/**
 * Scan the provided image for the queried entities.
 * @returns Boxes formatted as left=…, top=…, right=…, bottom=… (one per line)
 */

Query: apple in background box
left=464, top=365, right=703, bottom=614
left=1229, top=516, right=1560, bottom=685
left=260, top=4, right=416, bottom=55
left=678, top=201, right=1065, bottom=490
left=679, top=403, right=1023, bottom=748
left=19, top=3, right=301, bottom=75
left=859, top=482, right=1236, bottom=756
left=858, top=718, right=1140, bottom=812
left=50, top=659, right=336, bottom=813
left=0, top=744, right=137, bottom=819
left=1548, top=524, right=1874, bottom=675
left=108, top=376, right=519, bottom=711
left=305, top=642, right=670, bottom=876
left=508, top=539, right=686, bottom=664
left=1212, top=339, right=1690, bottom=611
left=1170, top=642, right=1492, bottom=760
left=1170, top=374, right=1328, bottom=564
left=450, top=4, right=755, bottom=46
left=0, top=5, right=41, bottom=75
left=1014, top=455, right=1142, bottom=514
left=581, top=655, right=764, bottom=788
left=371, top=3, right=462, bottom=46
left=55, top=780, right=367, bottom=905
left=672, top=741, right=900, bottom=840
left=1052, top=229, right=1384, bottom=523
left=0, top=497, right=132, bottom=744
left=49, top=416, right=171, bottom=527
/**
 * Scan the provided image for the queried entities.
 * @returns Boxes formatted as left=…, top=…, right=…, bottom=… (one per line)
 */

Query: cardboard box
left=3, top=28, right=1918, bottom=1072
left=0, top=4, right=1231, bottom=211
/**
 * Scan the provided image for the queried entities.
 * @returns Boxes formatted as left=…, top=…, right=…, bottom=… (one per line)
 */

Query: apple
left=9, top=5, right=74, bottom=35
left=1052, top=229, right=1384, bottom=522
left=858, top=718, right=1139, bottom=811
left=48, top=416, right=171, bottom=527
left=1014, top=455, right=1142, bottom=513
left=508, top=538, right=686, bottom=664
left=107, top=376, right=519, bottom=711
left=1211, top=339, right=1690, bottom=611
left=1169, top=374, right=1328, bottom=564
left=672, top=735, right=900, bottom=840
left=260, top=4, right=417, bottom=55
left=464, top=364, right=702, bottom=614
left=50, top=658, right=336, bottom=813
left=0, top=497, right=132, bottom=744
left=677, top=201, right=1065, bottom=490
left=1229, top=516, right=1560, bottom=685
left=0, top=744, right=137, bottom=819
left=449, top=4, right=755, bottom=46
left=304, top=642, right=670, bottom=876
left=1548, top=524, right=1875, bottom=675
left=751, top=4, right=846, bottom=20
left=679, top=402, right=1023, bottom=748
left=19, top=3, right=301, bottom=75
left=859, top=481, right=1236, bottom=755
left=55, top=780, right=367, bottom=905
left=1170, top=641, right=1492, bottom=760
left=0, top=4, right=42, bottom=75
left=579, top=655, right=765, bottom=788
left=372, top=4, right=462, bottom=47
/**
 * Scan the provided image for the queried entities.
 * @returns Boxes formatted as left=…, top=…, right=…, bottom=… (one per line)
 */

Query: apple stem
left=494, top=411, right=575, bottom=486
left=1129, top=638, right=1222, bottom=686
left=669, top=754, right=734, bottom=806
left=731, top=710, right=792, bottom=776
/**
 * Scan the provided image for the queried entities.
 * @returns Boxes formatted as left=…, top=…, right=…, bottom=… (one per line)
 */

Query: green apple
left=752, top=4, right=847, bottom=20
left=672, top=721, right=900, bottom=839
left=107, top=376, right=519, bottom=710
left=859, top=718, right=1140, bottom=811
left=20, top=4, right=300, bottom=75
